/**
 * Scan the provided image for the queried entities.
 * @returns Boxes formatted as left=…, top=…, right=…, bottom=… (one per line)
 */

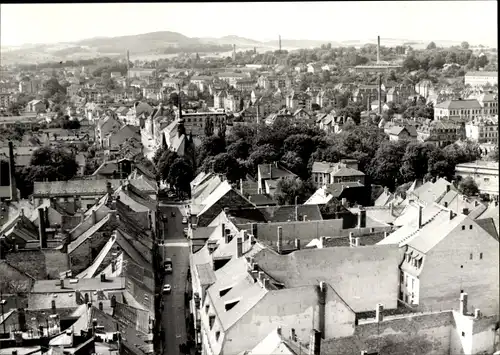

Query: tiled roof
left=32, top=277, right=126, bottom=293
left=465, top=71, right=498, bottom=77
left=434, top=99, right=482, bottom=109
left=68, top=213, right=113, bottom=254
left=258, top=163, right=297, bottom=180
left=476, top=217, right=498, bottom=240
left=332, top=167, right=365, bottom=177
left=196, top=263, right=217, bottom=285
left=33, top=179, right=124, bottom=197
left=326, top=182, right=365, bottom=198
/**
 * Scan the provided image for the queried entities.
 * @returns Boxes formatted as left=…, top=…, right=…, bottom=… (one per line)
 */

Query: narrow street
left=159, top=205, right=191, bottom=355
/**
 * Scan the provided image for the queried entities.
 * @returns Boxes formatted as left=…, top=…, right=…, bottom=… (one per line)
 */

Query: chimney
left=418, top=205, right=423, bottom=229
left=444, top=202, right=448, bottom=208
left=308, top=329, right=322, bottom=355
left=51, top=300, right=56, bottom=314
left=384, top=231, right=388, bottom=238
left=474, top=309, right=481, bottom=319
left=277, top=226, right=283, bottom=253
left=354, top=237, right=360, bottom=247
left=319, top=236, right=326, bottom=248
left=263, top=278, right=270, bottom=289
left=279, top=35, right=282, bottom=53
left=236, top=237, right=243, bottom=258
left=357, top=209, right=366, bottom=228
left=38, top=208, right=47, bottom=249
left=17, top=308, right=26, bottom=332
left=341, top=198, right=347, bottom=207
left=277, top=326, right=282, bottom=336
left=462, top=208, right=469, bottom=215
left=106, top=181, right=113, bottom=195
left=258, top=271, right=265, bottom=284
left=239, top=179, right=244, bottom=195
left=460, top=292, right=468, bottom=315
left=98, top=302, right=103, bottom=311
left=60, top=279, right=64, bottom=289
left=8, top=141, right=17, bottom=201
left=295, top=238, right=301, bottom=250
left=446, top=184, right=451, bottom=192
left=375, top=303, right=384, bottom=322
left=100, top=274, right=106, bottom=282
left=377, top=36, right=381, bottom=64
left=390, top=203, right=394, bottom=216
left=378, top=74, right=382, bottom=116
left=449, top=210, right=454, bottom=220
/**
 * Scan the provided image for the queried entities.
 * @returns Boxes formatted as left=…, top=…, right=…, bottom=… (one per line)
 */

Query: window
left=205, top=304, right=209, bottom=313
left=224, top=300, right=239, bottom=311
left=209, top=315, right=215, bottom=330
left=219, top=287, right=232, bottom=297
left=215, top=331, right=221, bottom=341
left=480, top=252, right=483, bottom=260
left=462, top=331, right=465, bottom=337
left=470, top=253, right=473, bottom=260
left=469, top=225, right=472, bottom=230
left=462, top=225, right=466, bottom=230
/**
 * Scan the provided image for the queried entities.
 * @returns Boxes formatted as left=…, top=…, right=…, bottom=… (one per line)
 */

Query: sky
left=1, top=1, right=498, bottom=47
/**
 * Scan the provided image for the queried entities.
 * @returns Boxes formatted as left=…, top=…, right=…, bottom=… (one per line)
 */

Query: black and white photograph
left=0, top=1, right=498, bottom=355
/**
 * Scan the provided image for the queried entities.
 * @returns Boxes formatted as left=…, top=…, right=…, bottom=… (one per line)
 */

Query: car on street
left=182, top=216, right=188, bottom=224
left=165, top=264, right=173, bottom=273
left=162, top=284, right=171, bottom=294
left=171, top=211, right=176, bottom=217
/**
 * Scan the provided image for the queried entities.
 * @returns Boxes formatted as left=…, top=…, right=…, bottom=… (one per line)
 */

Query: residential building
left=475, top=91, right=499, bottom=116
left=18, top=78, right=41, bottom=94
left=416, top=120, right=465, bottom=147
left=464, top=71, right=498, bottom=87
left=434, top=99, right=483, bottom=121
left=311, top=160, right=363, bottom=186
left=379, top=203, right=499, bottom=315
left=0, top=93, right=13, bottom=108
left=414, top=80, right=434, bottom=98
left=455, top=161, right=499, bottom=198
left=257, top=162, right=297, bottom=195
left=235, top=79, right=256, bottom=91
left=387, top=125, right=418, bottom=141
left=162, top=78, right=183, bottom=89
left=286, top=91, right=312, bottom=111
left=465, top=116, right=498, bottom=143
left=217, top=73, right=248, bottom=87
left=25, top=100, right=45, bottom=113
left=129, top=68, right=157, bottom=79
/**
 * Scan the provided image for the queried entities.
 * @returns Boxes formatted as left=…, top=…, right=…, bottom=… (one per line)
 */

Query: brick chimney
left=357, top=209, right=366, bottom=229
left=17, top=308, right=27, bottom=332
left=236, top=237, right=243, bottom=258
left=38, top=208, right=47, bottom=249
left=295, top=238, right=301, bottom=250
left=8, top=141, right=17, bottom=202
left=375, top=303, right=384, bottom=322
left=308, top=329, right=322, bottom=355
left=462, top=208, right=469, bottom=215
left=91, top=210, right=97, bottom=225
left=277, top=226, right=283, bottom=253
left=418, top=205, right=423, bottom=229
left=460, top=292, right=468, bottom=315
left=106, top=181, right=113, bottom=195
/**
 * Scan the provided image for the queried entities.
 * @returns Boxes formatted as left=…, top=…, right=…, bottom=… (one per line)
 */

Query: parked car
left=171, top=211, right=176, bottom=217
left=162, top=284, right=171, bottom=294
left=182, top=216, right=188, bottom=224
left=165, top=264, right=173, bottom=274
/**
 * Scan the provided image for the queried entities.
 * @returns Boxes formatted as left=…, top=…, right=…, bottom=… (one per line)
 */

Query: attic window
left=205, top=304, right=209, bottom=313
left=209, top=315, right=215, bottom=330
left=462, top=226, right=465, bottom=230
left=480, top=252, right=483, bottom=260
left=224, top=300, right=240, bottom=312
left=469, top=225, right=472, bottom=230
left=219, top=287, right=232, bottom=297
left=215, top=331, right=221, bottom=341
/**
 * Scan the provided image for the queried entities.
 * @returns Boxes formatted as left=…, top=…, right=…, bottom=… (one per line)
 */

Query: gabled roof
left=257, top=163, right=297, bottom=180
left=435, top=99, right=482, bottom=109
left=33, top=179, right=123, bottom=197
left=332, top=167, right=365, bottom=177
left=68, top=212, right=113, bottom=254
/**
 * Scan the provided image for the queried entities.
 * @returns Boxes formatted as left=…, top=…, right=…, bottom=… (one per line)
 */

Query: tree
left=196, top=135, right=226, bottom=166
left=458, top=176, right=479, bottom=197
left=204, top=116, right=215, bottom=136
left=226, top=139, right=251, bottom=160
left=155, top=149, right=179, bottom=181
left=461, top=41, right=470, bottom=50
left=399, top=142, right=434, bottom=182
left=367, top=140, right=409, bottom=189
left=475, top=55, right=489, bottom=69
left=274, top=177, right=316, bottom=206
left=403, top=55, right=420, bottom=72
left=246, top=144, right=280, bottom=175
left=212, top=153, right=245, bottom=183
left=427, top=42, right=437, bottom=50
left=17, top=147, right=78, bottom=197
left=167, top=157, right=194, bottom=199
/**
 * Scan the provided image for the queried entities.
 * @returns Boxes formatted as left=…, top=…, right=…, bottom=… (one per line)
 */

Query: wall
left=419, top=220, right=499, bottom=315
left=6, top=250, right=47, bottom=279
left=42, top=249, right=70, bottom=279
left=322, top=311, right=454, bottom=355
left=323, top=283, right=356, bottom=339
left=69, top=230, right=113, bottom=274
left=237, top=219, right=344, bottom=247
left=223, top=286, right=319, bottom=355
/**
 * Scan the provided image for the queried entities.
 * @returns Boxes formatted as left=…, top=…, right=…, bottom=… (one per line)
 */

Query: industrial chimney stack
left=378, top=74, right=382, bottom=116
left=279, top=35, right=282, bottom=54
left=377, top=36, right=381, bottom=64
left=126, top=50, right=130, bottom=88
left=8, top=141, right=18, bottom=202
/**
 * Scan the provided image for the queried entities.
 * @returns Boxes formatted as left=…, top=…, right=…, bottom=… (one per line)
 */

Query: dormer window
left=209, top=315, right=215, bottom=330
left=215, top=331, right=221, bottom=341
left=224, top=300, right=240, bottom=311
left=205, top=304, right=209, bottom=313
left=219, top=287, right=232, bottom=297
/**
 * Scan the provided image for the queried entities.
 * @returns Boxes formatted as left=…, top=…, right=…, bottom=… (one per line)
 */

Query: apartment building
left=464, top=71, right=498, bottom=87
left=455, top=160, right=499, bottom=198
left=417, top=120, right=465, bottom=147
left=465, top=116, right=498, bottom=143
left=311, top=159, right=364, bottom=185
left=434, top=99, right=483, bottom=121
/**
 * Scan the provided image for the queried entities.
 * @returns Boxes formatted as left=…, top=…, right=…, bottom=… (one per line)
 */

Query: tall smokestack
left=279, top=35, right=282, bottom=53
left=378, top=74, right=382, bottom=116
left=126, top=50, right=130, bottom=88
left=377, top=36, right=380, bottom=64
left=8, top=141, right=17, bottom=201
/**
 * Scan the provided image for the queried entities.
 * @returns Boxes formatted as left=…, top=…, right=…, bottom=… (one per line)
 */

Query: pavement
left=159, top=205, right=191, bottom=355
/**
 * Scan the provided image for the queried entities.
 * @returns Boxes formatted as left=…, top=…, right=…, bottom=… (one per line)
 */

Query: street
left=159, top=205, right=191, bottom=355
